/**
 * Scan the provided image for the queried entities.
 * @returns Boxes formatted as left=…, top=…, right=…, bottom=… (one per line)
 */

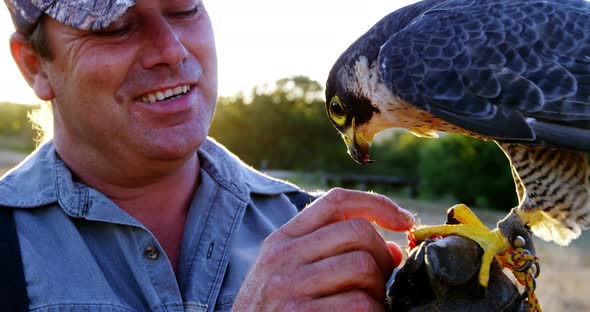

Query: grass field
left=3, top=153, right=589, bottom=311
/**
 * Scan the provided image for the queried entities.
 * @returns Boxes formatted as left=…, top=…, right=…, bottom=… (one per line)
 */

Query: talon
left=446, top=204, right=488, bottom=230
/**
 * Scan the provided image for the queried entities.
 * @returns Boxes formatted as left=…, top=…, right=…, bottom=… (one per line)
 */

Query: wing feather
left=378, top=0, right=590, bottom=150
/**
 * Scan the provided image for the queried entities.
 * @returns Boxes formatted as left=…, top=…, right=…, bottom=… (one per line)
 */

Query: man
left=1, top=0, right=415, bottom=310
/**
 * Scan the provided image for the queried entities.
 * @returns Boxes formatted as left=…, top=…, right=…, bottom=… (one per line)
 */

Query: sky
left=0, top=0, right=419, bottom=105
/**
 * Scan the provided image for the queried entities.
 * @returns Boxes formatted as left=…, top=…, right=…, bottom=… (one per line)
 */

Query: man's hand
left=233, top=188, right=415, bottom=311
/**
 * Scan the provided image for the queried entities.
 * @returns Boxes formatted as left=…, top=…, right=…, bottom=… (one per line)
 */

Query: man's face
left=41, top=0, right=217, bottom=162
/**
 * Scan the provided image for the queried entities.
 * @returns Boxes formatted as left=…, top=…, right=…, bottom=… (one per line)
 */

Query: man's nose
left=140, top=16, right=189, bottom=69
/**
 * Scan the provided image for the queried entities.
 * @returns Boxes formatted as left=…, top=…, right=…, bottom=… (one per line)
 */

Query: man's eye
left=173, top=6, right=200, bottom=19
left=93, top=25, right=130, bottom=37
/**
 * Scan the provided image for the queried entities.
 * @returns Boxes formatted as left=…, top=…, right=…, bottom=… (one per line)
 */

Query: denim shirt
left=0, top=138, right=308, bottom=311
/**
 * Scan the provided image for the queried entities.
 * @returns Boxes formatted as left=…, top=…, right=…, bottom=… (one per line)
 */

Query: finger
left=294, top=218, right=395, bottom=278
left=302, top=290, right=385, bottom=312
left=387, top=241, right=404, bottom=268
left=297, top=251, right=387, bottom=301
left=282, top=188, right=415, bottom=238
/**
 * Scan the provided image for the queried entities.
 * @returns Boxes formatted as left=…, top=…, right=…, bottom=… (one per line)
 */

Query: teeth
left=136, top=84, right=191, bottom=103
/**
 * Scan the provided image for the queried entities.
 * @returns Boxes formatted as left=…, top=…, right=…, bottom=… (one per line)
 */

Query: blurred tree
left=210, top=76, right=356, bottom=171
left=0, top=102, right=37, bottom=151
left=370, top=131, right=423, bottom=177
left=418, top=134, right=517, bottom=210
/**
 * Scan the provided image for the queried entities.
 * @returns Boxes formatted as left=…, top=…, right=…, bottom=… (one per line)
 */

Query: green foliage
left=370, top=131, right=423, bottom=176
left=0, top=102, right=37, bottom=152
left=210, top=76, right=358, bottom=172
left=418, top=134, right=517, bottom=210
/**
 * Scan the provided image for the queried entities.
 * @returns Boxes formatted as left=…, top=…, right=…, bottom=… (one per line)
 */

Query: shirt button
left=144, top=246, right=159, bottom=260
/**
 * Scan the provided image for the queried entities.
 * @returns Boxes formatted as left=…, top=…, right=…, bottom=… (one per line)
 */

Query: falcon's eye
left=329, top=96, right=347, bottom=126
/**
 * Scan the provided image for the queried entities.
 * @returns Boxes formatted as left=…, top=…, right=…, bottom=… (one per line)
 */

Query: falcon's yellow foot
left=409, top=204, right=511, bottom=287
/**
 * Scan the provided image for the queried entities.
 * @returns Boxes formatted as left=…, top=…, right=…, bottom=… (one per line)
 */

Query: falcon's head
left=324, top=3, right=427, bottom=166
left=326, top=54, right=441, bottom=165
left=325, top=1, right=447, bottom=165
left=325, top=54, right=387, bottom=165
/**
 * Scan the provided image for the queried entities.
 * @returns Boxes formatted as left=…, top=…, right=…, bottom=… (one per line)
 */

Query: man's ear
left=9, top=32, right=54, bottom=101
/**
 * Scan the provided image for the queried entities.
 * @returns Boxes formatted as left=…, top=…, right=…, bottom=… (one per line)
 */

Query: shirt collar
left=0, top=141, right=58, bottom=208
left=0, top=138, right=299, bottom=210
left=197, top=138, right=298, bottom=197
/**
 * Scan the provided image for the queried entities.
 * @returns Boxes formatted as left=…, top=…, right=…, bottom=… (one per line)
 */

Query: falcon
left=325, top=0, right=590, bottom=306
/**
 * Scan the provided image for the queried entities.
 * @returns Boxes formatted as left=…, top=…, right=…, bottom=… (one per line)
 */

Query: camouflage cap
left=4, top=0, right=136, bottom=35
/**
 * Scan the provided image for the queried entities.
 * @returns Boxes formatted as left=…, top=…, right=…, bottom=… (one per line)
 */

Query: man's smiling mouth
left=136, top=84, right=192, bottom=103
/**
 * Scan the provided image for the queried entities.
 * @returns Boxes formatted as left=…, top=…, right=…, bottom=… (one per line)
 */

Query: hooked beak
left=343, top=118, right=374, bottom=164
